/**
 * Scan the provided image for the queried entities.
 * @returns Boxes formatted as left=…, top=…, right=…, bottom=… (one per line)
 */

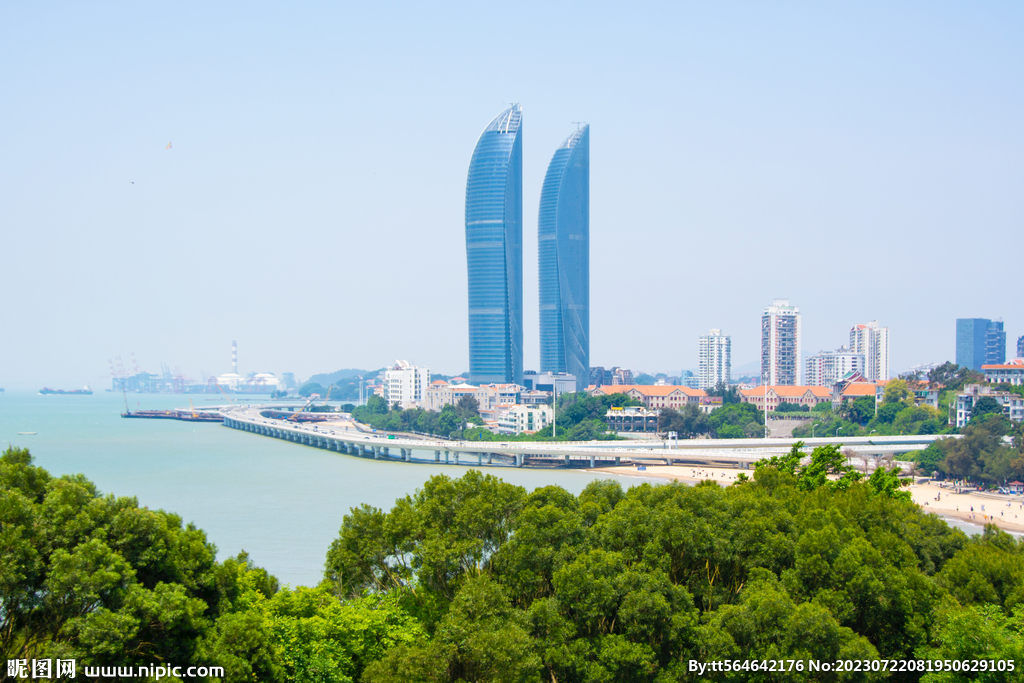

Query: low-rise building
left=605, top=406, right=660, bottom=432
left=497, top=404, right=552, bottom=435
left=476, top=384, right=523, bottom=412
left=522, top=371, right=577, bottom=395
left=740, top=385, right=832, bottom=412
left=424, top=380, right=478, bottom=411
left=983, top=359, right=1024, bottom=386
left=955, top=384, right=1024, bottom=428
left=589, top=384, right=707, bottom=410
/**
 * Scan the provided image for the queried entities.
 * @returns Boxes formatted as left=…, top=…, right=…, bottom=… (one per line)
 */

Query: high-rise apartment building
left=383, top=360, right=430, bottom=409
left=538, top=125, right=589, bottom=391
left=956, top=318, right=1005, bottom=371
left=698, top=329, right=731, bottom=390
left=1018, top=335, right=1024, bottom=359
left=466, top=104, right=523, bottom=385
left=761, top=299, right=801, bottom=385
left=849, top=320, right=890, bottom=382
left=805, top=347, right=865, bottom=387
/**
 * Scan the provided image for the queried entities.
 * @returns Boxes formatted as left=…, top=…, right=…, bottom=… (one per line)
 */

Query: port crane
left=287, top=385, right=330, bottom=422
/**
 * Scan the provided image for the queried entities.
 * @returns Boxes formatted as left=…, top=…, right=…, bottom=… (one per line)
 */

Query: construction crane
left=215, top=381, right=237, bottom=405
left=188, top=398, right=199, bottom=419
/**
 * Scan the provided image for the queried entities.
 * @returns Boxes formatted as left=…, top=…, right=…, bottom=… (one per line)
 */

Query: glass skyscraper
left=956, top=318, right=1005, bottom=370
left=465, top=104, right=523, bottom=386
left=538, top=125, right=589, bottom=391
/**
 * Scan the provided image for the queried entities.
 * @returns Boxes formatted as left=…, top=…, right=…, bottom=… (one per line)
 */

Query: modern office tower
left=849, top=320, right=890, bottom=382
left=805, top=347, right=866, bottom=387
left=466, top=104, right=523, bottom=386
left=761, top=299, right=801, bottom=385
left=1018, top=335, right=1024, bottom=359
left=539, top=125, right=589, bottom=392
left=698, top=329, right=731, bottom=390
left=957, top=318, right=1006, bottom=371
left=987, top=320, right=1006, bottom=365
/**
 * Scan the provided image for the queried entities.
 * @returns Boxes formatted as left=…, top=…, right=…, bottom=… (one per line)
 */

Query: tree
left=658, top=405, right=712, bottom=438
left=883, top=379, right=914, bottom=406
left=437, top=404, right=460, bottom=436
left=456, top=394, right=480, bottom=420
left=972, top=396, right=1004, bottom=421
left=365, top=394, right=389, bottom=415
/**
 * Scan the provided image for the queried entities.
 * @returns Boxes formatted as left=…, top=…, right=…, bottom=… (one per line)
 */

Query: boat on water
left=40, top=386, right=93, bottom=395
left=17, top=431, right=37, bottom=435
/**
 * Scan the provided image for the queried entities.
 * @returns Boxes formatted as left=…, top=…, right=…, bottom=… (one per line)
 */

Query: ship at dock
left=121, top=409, right=223, bottom=422
left=40, top=386, right=93, bottom=395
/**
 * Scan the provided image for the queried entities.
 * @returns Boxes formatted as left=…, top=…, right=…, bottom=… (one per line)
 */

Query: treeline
left=915, top=413, right=1024, bottom=485
left=658, top=402, right=764, bottom=439
left=7, top=445, right=1024, bottom=681
left=349, top=392, right=643, bottom=442
left=349, top=394, right=477, bottom=438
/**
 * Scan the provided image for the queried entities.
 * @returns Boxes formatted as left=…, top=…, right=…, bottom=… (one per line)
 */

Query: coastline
left=588, top=465, right=1024, bottom=534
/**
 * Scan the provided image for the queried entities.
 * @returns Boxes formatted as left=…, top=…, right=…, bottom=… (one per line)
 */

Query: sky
left=2, top=1, right=1022, bottom=389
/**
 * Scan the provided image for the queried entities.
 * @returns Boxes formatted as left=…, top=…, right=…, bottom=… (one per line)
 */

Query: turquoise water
left=0, top=391, right=642, bottom=587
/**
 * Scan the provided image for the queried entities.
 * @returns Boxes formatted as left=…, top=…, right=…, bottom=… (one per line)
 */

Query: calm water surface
left=0, top=391, right=653, bottom=587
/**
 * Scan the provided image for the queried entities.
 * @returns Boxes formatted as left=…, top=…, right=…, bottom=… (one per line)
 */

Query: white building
left=497, top=404, right=552, bottom=435
left=850, top=321, right=890, bottom=382
left=984, top=359, right=1024, bottom=386
left=522, top=371, right=577, bottom=395
left=761, top=299, right=801, bottom=385
left=382, top=360, right=430, bottom=409
left=698, top=329, right=731, bottom=390
left=424, top=380, right=478, bottom=411
left=955, top=384, right=1024, bottom=428
left=804, top=347, right=866, bottom=387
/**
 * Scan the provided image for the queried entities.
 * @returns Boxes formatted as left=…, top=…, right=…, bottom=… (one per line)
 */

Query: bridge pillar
left=383, top=447, right=390, bottom=458
left=477, top=452, right=483, bottom=466
left=615, top=456, right=620, bottom=466
left=589, top=456, right=596, bottom=468
left=516, top=454, right=523, bottom=468
left=454, top=452, right=459, bottom=464
left=445, top=450, right=450, bottom=464
left=564, top=455, right=570, bottom=468
left=373, top=446, right=380, bottom=459
left=487, top=453, right=493, bottom=465
left=435, top=450, right=441, bottom=462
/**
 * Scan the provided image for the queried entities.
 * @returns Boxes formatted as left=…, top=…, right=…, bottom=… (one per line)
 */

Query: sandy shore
left=589, top=465, right=1024, bottom=534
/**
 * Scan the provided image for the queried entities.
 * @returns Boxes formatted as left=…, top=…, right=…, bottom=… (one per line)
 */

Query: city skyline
left=538, top=124, right=590, bottom=392
left=2, top=4, right=1022, bottom=388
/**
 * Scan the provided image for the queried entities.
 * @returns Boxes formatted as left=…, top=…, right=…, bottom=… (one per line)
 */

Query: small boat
left=17, top=431, right=37, bottom=435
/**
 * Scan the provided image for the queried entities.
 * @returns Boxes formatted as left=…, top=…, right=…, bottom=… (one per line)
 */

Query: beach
left=589, top=464, right=1024, bottom=534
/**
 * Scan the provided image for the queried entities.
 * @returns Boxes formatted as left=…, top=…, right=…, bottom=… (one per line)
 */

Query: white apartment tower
left=849, top=321, right=889, bottom=382
left=805, top=347, right=866, bottom=387
left=761, top=299, right=801, bottom=386
left=383, top=360, right=431, bottom=409
left=698, top=329, right=731, bottom=390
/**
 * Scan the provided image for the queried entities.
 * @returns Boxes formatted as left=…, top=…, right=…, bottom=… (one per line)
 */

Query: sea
left=0, top=391, right=999, bottom=587
left=0, top=391, right=660, bottom=587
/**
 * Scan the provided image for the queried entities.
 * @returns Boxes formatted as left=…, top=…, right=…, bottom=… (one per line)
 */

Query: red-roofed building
left=740, top=385, right=832, bottom=412
left=984, top=359, right=1024, bottom=386
left=590, top=384, right=707, bottom=410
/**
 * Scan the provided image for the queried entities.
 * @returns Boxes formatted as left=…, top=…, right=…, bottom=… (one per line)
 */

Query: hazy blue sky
left=2, top=2, right=1021, bottom=389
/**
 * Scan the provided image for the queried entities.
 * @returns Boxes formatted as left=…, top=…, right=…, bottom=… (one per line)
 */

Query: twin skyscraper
left=465, top=104, right=589, bottom=391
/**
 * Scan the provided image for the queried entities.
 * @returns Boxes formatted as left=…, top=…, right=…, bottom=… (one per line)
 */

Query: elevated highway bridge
left=220, top=406, right=948, bottom=470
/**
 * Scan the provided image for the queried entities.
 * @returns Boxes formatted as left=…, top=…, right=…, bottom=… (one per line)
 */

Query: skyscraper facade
left=538, top=125, right=589, bottom=391
left=698, top=329, right=731, bottom=390
left=956, top=318, right=1005, bottom=371
left=761, top=299, right=801, bottom=385
left=465, top=104, right=523, bottom=386
left=1017, top=335, right=1024, bottom=359
left=849, top=320, right=890, bottom=381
